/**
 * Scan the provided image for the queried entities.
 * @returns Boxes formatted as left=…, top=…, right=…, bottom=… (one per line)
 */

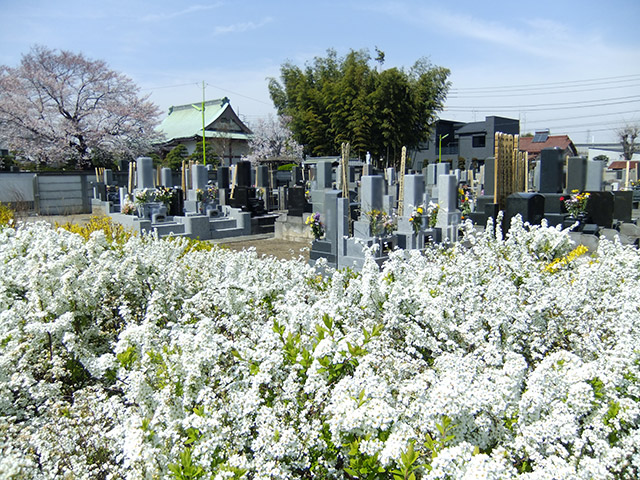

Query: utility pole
left=191, top=81, right=206, bottom=165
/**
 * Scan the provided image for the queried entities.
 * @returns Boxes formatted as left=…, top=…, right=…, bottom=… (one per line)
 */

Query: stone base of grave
left=338, top=235, right=396, bottom=270
left=309, top=239, right=337, bottom=268
left=396, top=231, right=425, bottom=250
left=251, top=214, right=279, bottom=234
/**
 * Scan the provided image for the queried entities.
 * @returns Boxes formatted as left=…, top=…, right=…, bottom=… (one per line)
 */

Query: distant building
left=519, top=130, right=578, bottom=162
left=414, top=116, right=519, bottom=169
left=156, top=97, right=253, bottom=165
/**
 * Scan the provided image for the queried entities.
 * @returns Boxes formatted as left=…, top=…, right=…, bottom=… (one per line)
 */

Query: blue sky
left=2, top=0, right=639, bottom=144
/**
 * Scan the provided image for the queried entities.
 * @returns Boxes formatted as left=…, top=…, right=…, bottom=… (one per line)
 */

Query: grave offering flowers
left=367, top=209, right=394, bottom=236
left=306, top=211, right=324, bottom=239
left=1, top=215, right=640, bottom=479
left=427, top=201, right=439, bottom=227
left=133, top=187, right=153, bottom=205
left=120, top=198, right=136, bottom=215
left=154, top=186, right=174, bottom=207
left=560, top=189, right=590, bottom=218
left=409, top=204, right=424, bottom=234
left=458, top=186, right=472, bottom=217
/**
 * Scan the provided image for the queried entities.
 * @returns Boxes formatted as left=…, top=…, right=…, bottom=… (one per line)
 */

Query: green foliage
left=277, top=162, right=297, bottom=171
left=391, top=441, right=420, bottom=480
left=168, top=447, right=205, bottom=480
left=268, top=48, right=450, bottom=167
left=345, top=435, right=386, bottom=479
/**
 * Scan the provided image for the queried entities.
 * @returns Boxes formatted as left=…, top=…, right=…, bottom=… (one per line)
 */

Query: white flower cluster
left=1, top=217, right=639, bottom=479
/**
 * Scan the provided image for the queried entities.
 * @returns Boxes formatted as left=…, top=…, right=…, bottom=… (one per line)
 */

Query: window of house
left=472, top=135, right=486, bottom=148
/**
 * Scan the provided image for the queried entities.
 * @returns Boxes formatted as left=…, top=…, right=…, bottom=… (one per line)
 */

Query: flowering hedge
left=1, top=218, right=639, bottom=479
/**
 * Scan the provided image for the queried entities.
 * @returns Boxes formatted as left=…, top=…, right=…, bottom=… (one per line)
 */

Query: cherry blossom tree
left=0, top=45, right=162, bottom=169
left=243, top=114, right=303, bottom=165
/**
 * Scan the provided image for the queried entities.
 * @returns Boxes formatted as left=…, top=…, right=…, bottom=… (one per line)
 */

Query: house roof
left=519, top=135, right=577, bottom=156
left=609, top=160, right=639, bottom=170
left=157, top=98, right=252, bottom=143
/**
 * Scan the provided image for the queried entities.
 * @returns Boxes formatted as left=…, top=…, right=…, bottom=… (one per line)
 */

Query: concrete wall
left=0, top=172, right=92, bottom=215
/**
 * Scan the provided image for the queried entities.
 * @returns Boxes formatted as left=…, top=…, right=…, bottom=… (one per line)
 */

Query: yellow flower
left=417, top=207, right=424, bottom=215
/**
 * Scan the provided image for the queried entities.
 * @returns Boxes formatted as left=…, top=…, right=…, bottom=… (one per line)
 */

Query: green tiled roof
left=157, top=98, right=252, bottom=142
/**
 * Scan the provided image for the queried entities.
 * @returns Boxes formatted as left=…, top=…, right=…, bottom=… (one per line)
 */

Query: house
left=156, top=97, right=252, bottom=165
left=519, top=130, right=578, bottom=163
left=414, top=116, right=519, bottom=169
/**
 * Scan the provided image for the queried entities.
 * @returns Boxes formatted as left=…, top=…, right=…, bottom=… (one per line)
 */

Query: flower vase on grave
left=137, top=203, right=150, bottom=219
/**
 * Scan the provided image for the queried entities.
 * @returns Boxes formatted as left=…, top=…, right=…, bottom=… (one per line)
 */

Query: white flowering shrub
left=1, top=217, right=640, bottom=479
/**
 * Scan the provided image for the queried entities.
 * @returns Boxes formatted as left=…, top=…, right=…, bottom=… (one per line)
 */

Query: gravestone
left=256, top=165, right=269, bottom=188
left=436, top=173, right=461, bottom=242
left=506, top=193, right=545, bottom=227
left=235, top=161, right=252, bottom=188
left=566, top=156, right=586, bottom=193
left=585, top=160, right=605, bottom=191
left=585, top=191, right=614, bottom=228
left=290, top=165, right=303, bottom=186
left=161, top=168, right=172, bottom=188
left=218, top=166, right=230, bottom=205
left=136, top=157, right=155, bottom=189
left=287, top=186, right=306, bottom=216
left=396, top=174, right=430, bottom=250
left=538, top=148, right=564, bottom=193
left=317, top=160, right=333, bottom=189
left=613, top=190, right=633, bottom=223
left=359, top=175, right=384, bottom=214
left=103, top=169, right=113, bottom=185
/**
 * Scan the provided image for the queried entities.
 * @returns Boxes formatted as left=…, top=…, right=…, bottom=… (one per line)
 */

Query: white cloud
left=212, top=17, right=273, bottom=36
left=142, top=3, right=222, bottom=22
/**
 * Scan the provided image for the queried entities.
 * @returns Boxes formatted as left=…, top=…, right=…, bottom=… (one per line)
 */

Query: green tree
left=268, top=48, right=450, bottom=168
left=164, top=144, right=189, bottom=170
left=188, top=140, right=219, bottom=167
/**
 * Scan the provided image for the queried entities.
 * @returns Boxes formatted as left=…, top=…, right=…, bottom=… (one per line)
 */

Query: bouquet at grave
left=134, top=188, right=153, bottom=205
left=195, top=188, right=205, bottom=202
left=427, top=201, right=439, bottom=228
left=256, top=187, right=265, bottom=200
left=206, top=184, right=218, bottom=201
left=121, top=199, right=136, bottom=215
left=408, top=204, right=425, bottom=234
left=305, top=212, right=324, bottom=240
left=560, top=190, right=590, bottom=218
left=154, top=186, right=173, bottom=207
left=458, top=186, right=472, bottom=216
left=366, top=209, right=394, bottom=237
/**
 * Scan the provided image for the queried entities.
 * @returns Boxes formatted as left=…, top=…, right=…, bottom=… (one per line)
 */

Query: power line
left=449, top=73, right=640, bottom=93
left=448, top=82, right=640, bottom=99
left=445, top=95, right=640, bottom=112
